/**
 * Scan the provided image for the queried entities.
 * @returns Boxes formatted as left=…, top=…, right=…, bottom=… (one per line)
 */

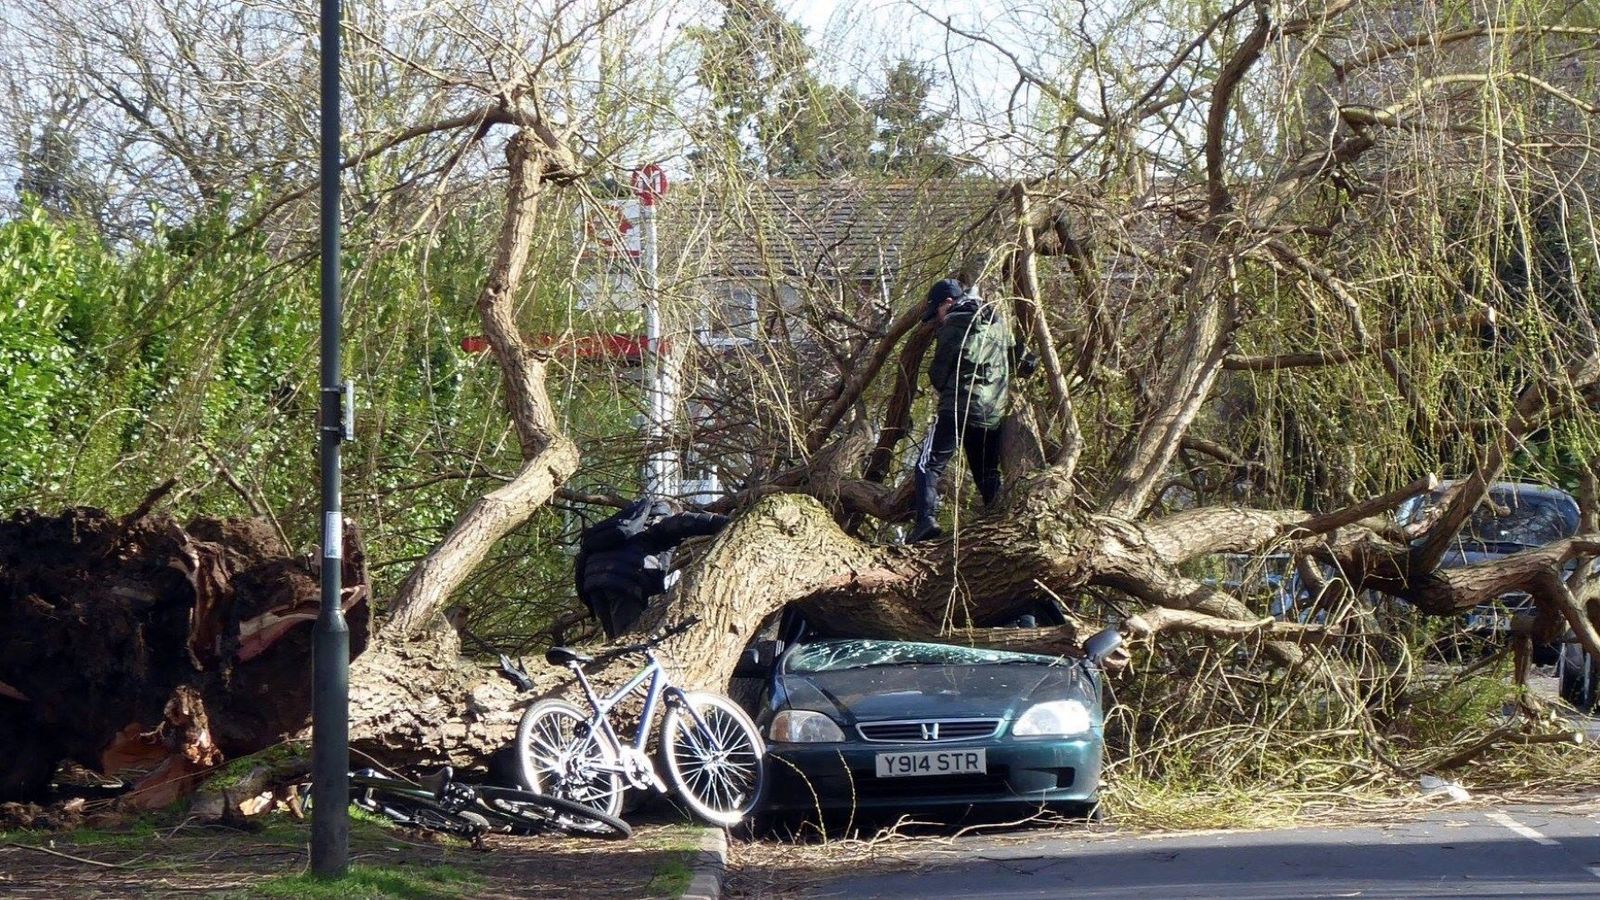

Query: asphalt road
left=797, top=799, right=1600, bottom=899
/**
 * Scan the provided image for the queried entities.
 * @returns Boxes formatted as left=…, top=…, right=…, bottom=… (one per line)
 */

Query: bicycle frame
left=563, top=650, right=716, bottom=782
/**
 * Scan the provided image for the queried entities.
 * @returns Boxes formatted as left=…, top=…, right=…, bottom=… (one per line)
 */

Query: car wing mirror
left=733, top=639, right=785, bottom=677
left=1082, top=627, right=1124, bottom=667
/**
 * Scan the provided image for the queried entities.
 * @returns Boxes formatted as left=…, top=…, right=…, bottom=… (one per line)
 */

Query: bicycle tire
left=660, top=692, right=766, bottom=827
left=515, top=698, right=627, bottom=819
left=475, top=784, right=632, bottom=840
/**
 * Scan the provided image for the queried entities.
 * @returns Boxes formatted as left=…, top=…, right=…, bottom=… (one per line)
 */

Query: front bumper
left=762, top=736, right=1103, bottom=813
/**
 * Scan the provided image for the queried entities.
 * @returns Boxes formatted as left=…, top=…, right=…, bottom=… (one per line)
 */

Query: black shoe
left=909, top=520, right=943, bottom=543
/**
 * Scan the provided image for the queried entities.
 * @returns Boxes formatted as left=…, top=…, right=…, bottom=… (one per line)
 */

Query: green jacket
left=927, top=299, right=1018, bottom=429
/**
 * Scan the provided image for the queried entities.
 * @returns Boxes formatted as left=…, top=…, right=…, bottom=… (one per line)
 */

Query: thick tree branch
left=1100, top=253, right=1238, bottom=518
left=1144, top=507, right=1307, bottom=563
left=861, top=326, right=936, bottom=486
left=1008, top=185, right=1082, bottom=474
left=806, top=304, right=924, bottom=454
left=1410, top=375, right=1558, bottom=574
left=385, top=130, right=579, bottom=636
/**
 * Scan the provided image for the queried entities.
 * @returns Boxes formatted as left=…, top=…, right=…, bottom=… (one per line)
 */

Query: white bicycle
left=513, top=618, right=766, bottom=827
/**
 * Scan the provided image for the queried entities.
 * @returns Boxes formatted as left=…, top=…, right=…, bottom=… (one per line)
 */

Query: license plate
left=874, top=748, right=987, bottom=778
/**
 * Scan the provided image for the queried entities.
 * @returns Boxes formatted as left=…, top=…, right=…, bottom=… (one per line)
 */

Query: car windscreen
left=785, top=640, right=1066, bottom=673
left=1408, top=488, right=1576, bottom=547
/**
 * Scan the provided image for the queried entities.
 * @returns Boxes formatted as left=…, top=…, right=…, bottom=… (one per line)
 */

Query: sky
left=773, top=0, right=1065, bottom=176
left=783, top=0, right=1026, bottom=84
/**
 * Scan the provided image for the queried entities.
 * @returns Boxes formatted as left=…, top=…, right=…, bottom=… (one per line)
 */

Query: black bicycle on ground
left=343, top=765, right=632, bottom=840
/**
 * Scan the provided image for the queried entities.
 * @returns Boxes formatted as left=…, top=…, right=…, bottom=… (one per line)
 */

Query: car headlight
left=1012, top=700, right=1091, bottom=736
left=768, top=709, right=845, bottom=743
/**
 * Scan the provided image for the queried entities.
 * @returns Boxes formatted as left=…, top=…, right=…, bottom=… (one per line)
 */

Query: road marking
left=1486, top=811, right=1559, bottom=846
left=1587, top=866, right=1600, bottom=881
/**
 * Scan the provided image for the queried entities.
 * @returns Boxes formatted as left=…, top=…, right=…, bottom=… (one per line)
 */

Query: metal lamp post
left=312, top=0, right=350, bottom=877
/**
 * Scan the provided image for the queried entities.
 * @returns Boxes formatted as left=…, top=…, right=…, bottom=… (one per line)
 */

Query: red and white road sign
left=631, top=164, right=669, bottom=205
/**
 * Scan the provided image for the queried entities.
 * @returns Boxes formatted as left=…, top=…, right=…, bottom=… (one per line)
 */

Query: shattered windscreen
left=785, top=640, right=1067, bottom=673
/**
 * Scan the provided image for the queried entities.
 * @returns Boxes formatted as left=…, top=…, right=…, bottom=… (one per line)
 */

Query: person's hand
left=1016, top=351, right=1040, bottom=378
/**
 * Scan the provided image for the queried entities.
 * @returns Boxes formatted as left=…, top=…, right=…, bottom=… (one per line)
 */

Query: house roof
left=663, top=178, right=1010, bottom=282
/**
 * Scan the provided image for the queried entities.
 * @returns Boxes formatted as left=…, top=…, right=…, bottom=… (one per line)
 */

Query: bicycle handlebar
left=598, top=616, right=702, bottom=662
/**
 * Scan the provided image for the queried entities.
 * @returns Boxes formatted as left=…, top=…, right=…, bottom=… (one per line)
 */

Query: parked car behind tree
left=1395, top=481, right=1596, bottom=710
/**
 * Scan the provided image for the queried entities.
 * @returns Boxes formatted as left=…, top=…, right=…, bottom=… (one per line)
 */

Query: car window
left=785, top=640, right=1064, bottom=673
left=1406, top=487, right=1577, bottom=547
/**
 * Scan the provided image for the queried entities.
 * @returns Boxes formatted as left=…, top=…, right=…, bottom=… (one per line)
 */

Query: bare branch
left=1289, top=475, right=1439, bottom=538
left=1343, top=25, right=1600, bottom=71
left=1125, top=605, right=1338, bottom=641
left=1223, top=310, right=1495, bottom=371
left=1204, top=2, right=1272, bottom=214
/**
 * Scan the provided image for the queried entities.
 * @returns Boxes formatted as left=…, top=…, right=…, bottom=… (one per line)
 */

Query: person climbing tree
left=911, top=278, right=1037, bottom=542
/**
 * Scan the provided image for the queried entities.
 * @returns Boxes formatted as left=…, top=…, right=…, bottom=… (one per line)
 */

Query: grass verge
left=251, top=864, right=480, bottom=899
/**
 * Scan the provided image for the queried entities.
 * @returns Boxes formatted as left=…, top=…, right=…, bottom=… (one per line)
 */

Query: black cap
left=923, top=278, right=964, bottom=322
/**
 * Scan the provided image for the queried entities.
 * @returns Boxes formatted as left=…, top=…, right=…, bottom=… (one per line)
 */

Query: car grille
left=856, top=719, right=1002, bottom=743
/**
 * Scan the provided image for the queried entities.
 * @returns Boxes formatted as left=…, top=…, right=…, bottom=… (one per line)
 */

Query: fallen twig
left=1422, top=726, right=1584, bottom=774
left=3, top=843, right=128, bottom=869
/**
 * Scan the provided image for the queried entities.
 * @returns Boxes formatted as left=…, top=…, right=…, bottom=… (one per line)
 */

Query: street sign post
left=633, top=165, right=676, bottom=496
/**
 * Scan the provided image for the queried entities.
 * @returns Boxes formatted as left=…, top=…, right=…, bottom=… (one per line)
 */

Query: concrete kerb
left=680, top=827, right=728, bottom=900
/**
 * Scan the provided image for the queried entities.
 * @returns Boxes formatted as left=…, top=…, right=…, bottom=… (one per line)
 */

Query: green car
left=744, top=629, right=1121, bottom=822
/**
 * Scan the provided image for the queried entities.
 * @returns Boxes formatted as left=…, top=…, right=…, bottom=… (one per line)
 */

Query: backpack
left=930, top=299, right=1015, bottom=428
left=578, top=496, right=654, bottom=553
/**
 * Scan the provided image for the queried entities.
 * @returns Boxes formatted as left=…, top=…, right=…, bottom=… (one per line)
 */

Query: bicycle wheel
left=475, top=784, right=632, bottom=840
left=349, top=781, right=490, bottom=837
left=515, top=698, right=626, bottom=819
left=660, top=692, right=766, bottom=826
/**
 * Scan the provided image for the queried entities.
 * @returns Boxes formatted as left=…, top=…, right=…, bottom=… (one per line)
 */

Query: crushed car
left=736, top=626, right=1123, bottom=827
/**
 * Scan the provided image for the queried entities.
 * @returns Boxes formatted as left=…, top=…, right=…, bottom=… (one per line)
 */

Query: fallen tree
left=6, top=0, right=1600, bottom=813
left=335, top=1, right=1600, bottom=790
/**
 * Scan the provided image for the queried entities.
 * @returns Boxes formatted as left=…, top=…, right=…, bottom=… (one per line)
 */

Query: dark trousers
left=589, top=591, right=646, bottom=639
left=913, top=411, right=1003, bottom=524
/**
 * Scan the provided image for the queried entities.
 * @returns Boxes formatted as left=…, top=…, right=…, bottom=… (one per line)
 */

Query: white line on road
left=1588, top=866, right=1600, bottom=881
left=1486, top=811, right=1559, bottom=846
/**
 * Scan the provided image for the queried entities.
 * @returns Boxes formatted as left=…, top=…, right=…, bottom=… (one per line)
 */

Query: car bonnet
left=776, top=660, right=1098, bottom=725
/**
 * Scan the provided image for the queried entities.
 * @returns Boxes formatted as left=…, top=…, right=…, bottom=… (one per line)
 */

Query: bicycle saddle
left=546, top=646, right=594, bottom=666
left=417, top=766, right=454, bottom=796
